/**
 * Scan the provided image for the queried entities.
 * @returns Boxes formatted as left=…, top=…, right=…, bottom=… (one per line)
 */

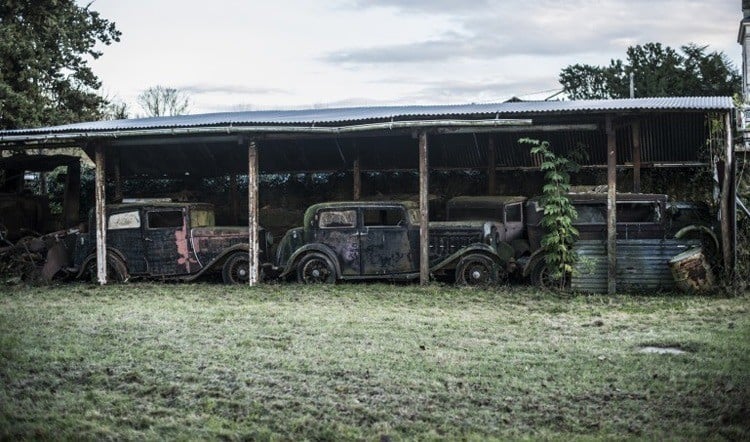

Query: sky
left=83, top=0, right=743, bottom=116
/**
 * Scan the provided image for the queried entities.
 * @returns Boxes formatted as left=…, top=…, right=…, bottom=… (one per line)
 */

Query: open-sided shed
left=0, top=97, right=736, bottom=292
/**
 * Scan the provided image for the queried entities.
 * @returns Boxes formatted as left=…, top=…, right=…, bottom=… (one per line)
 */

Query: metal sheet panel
left=1, top=97, right=733, bottom=136
left=571, top=239, right=701, bottom=293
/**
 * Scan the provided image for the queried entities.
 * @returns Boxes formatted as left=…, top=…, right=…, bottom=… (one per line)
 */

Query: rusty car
left=272, top=200, right=514, bottom=285
left=522, top=192, right=717, bottom=288
left=2, top=201, right=273, bottom=284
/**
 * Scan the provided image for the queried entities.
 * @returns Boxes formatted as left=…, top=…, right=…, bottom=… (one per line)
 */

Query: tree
left=559, top=43, right=741, bottom=99
left=0, top=0, right=120, bottom=129
left=137, top=86, right=190, bottom=117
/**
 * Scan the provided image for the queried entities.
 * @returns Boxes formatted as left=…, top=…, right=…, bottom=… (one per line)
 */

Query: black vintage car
left=67, top=202, right=272, bottom=283
left=272, top=201, right=514, bottom=285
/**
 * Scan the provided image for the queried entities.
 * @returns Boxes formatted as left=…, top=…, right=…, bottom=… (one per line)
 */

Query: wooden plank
left=63, top=159, right=80, bottom=228
left=606, top=115, right=617, bottom=295
left=419, top=132, right=430, bottom=285
left=248, top=141, right=260, bottom=286
left=94, top=144, right=107, bottom=285
left=632, top=121, right=641, bottom=193
left=487, top=135, right=496, bottom=195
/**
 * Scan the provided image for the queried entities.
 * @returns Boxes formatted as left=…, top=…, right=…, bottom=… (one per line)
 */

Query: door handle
left=144, top=237, right=153, bottom=242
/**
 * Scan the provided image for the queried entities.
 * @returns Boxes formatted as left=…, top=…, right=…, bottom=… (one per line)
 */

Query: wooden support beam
left=721, top=112, right=734, bottom=278
left=606, top=116, right=617, bottom=295
left=418, top=132, right=430, bottom=285
left=632, top=121, right=641, bottom=193
left=63, top=159, right=80, bottom=228
left=487, top=136, right=496, bottom=195
left=229, top=174, right=239, bottom=225
left=353, top=155, right=361, bottom=200
left=248, top=141, right=260, bottom=286
left=94, top=144, right=107, bottom=285
left=113, top=148, right=123, bottom=203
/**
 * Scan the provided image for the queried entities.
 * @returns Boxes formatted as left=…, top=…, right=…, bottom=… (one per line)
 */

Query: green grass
left=0, top=283, right=748, bottom=440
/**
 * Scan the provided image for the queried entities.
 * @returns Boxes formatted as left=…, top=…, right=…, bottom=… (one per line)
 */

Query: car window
left=574, top=205, right=606, bottom=224
left=148, top=210, right=183, bottom=229
left=190, top=209, right=215, bottom=228
left=504, top=203, right=522, bottom=223
left=108, top=211, right=140, bottom=230
left=448, top=207, right=502, bottom=221
left=318, top=210, right=356, bottom=228
left=363, top=208, right=405, bottom=227
left=617, top=202, right=660, bottom=223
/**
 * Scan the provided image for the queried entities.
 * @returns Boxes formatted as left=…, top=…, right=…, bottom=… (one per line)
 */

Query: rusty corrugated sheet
left=571, top=239, right=700, bottom=293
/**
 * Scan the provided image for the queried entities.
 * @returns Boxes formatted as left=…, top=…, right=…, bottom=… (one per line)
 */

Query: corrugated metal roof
left=0, top=96, right=733, bottom=136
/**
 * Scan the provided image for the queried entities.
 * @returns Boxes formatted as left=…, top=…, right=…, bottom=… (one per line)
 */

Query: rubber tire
left=297, top=253, right=336, bottom=284
left=455, top=254, right=499, bottom=286
left=529, top=259, right=568, bottom=291
left=85, top=254, right=128, bottom=283
left=222, top=252, right=252, bottom=284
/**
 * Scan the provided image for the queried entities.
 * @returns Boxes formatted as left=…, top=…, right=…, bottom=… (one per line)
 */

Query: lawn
left=0, top=283, right=748, bottom=440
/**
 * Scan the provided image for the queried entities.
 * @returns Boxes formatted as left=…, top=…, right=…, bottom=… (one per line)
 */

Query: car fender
left=278, top=244, right=341, bottom=279
left=522, top=248, right=547, bottom=278
left=183, top=244, right=251, bottom=280
left=75, top=247, right=129, bottom=279
left=430, top=243, right=503, bottom=273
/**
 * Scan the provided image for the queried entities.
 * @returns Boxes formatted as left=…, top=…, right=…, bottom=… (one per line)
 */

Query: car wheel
left=297, top=253, right=336, bottom=284
left=455, top=254, right=499, bottom=286
left=84, top=254, right=128, bottom=283
left=222, top=252, right=252, bottom=284
left=530, top=259, right=568, bottom=291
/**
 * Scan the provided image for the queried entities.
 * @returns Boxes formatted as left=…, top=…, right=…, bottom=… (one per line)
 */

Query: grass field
left=0, top=283, right=748, bottom=440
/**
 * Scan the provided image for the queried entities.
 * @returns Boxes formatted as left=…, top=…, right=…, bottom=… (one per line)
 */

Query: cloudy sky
left=85, top=0, right=742, bottom=115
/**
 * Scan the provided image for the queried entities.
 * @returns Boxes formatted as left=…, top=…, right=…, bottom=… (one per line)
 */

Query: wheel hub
left=471, top=269, right=482, bottom=280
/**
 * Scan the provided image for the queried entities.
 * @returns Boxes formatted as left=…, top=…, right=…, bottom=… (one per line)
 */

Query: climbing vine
left=520, top=138, right=582, bottom=289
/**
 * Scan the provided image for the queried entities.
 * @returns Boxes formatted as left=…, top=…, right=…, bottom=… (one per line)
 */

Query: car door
left=360, top=206, right=416, bottom=275
left=106, top=209, right=147, bottom=275
left=144, top=208, right=192, bottom=276
left=312, top=207, right=361, bottom=276
left=503, top=202, right=524, bottom=241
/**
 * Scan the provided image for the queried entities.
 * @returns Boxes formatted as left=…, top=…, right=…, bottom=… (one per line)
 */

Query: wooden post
left=63, top=159, right=80, bottom=228
left=248, top=141, right=260, bottom=286
left=632, top=121, right=641, bottom=193
left=353, top=155, right=361, bottom=200
left=606, top=116, right=617, bottom=295
left=487, top=135, right=496, bottom=195
left=113, top=148, right=123, bottom=203
left=418, top=132, right=430, bottom=285
left=94, top=144, right=107, bottom=285
left=229, top=174, right=239, bottom=224
left=721, top=112, right=734, bottom=277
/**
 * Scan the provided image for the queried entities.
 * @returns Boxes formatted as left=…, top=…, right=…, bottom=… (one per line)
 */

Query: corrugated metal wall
left=571, top=239, right=701, bottom=293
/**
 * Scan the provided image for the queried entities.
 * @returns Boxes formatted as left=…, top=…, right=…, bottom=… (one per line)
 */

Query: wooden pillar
left=94, top=144, right=107, bottom=285
left=632, top=121, right=641, bottom=193
left=606, top=116, right=617, bottom=295
left=113, top=148, right=123, bottom=203
left=247, top=141, right=260, bottom=286
left=353, top=155, right=361, bottom=200
left=721, top=112, right=734, bottom=277
left=487, top=136, right=496, bottom=195
left=229, top=174, right=239, bottom=224
left=63, top=159, right=80, bottom=228
left=418, top=132, right=430, bottom=285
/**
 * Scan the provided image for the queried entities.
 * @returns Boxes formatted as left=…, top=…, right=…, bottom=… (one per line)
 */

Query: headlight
left=266, top=231, right=274, bottom=246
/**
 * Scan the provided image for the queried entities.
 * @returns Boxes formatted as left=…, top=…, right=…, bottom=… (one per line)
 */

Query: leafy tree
left=137, top=86, right=190, bottom=117
left=0, top=0, right=120, bottom=129
left=559, top=43, right=741, bottom=99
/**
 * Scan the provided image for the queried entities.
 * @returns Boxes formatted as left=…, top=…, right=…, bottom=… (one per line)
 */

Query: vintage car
left=273, top=201, right=513, bottom=285
left=445, top=196, right=529, bottom=257
left=64, top=202, right=273, bottom=283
